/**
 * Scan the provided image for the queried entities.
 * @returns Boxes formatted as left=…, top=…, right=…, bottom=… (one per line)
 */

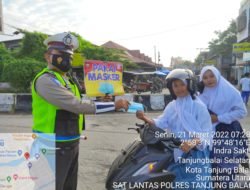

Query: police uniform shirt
left=35, top=73, right=115, bottom=114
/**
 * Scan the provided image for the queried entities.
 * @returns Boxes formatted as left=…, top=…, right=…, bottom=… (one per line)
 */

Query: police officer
left=32, top=32, right=129, bottom=190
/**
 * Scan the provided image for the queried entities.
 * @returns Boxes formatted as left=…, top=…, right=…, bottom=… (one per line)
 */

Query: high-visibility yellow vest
left=32, top=68, right=84, bottom=142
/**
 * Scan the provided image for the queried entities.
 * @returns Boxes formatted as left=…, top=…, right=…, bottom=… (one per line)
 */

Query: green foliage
left=0, top=31, right=140, bottom=92
left=194, top=54, right=203, bottom=65
left=70, top=32, right=138, bottom=70
left=72, top=53, right=85, bottom=67
left=208, top=20, right=237, bottom=56
left=182, top=60, right=193, bottom=65
left=194, top=20, right=236, bottom=67
left=70, top=32, right=95, bottom=52
left=17, top=31, right=48, bottom=61
left=2, top=58, right=46, bottom=92
left=120, top=58, right=139, bottom=70
left=0, top=43, right=15, bottom=81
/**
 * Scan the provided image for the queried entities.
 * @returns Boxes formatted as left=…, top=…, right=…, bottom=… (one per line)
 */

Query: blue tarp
left=153, top=71, right=167, bottom=76
left=135, top=71, right=168, bottom=76
left=157, top=68, right=170, bottom=74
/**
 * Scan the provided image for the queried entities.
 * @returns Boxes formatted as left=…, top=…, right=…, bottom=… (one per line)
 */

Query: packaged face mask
left=127, top=102, right=144, bottom=113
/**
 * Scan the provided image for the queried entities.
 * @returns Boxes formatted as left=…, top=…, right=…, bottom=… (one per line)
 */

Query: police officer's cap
left=44, top=32, right=79, bottom=54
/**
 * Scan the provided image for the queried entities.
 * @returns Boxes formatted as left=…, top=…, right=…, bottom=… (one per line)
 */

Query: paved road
left=0, top=108, right=250, bottom=190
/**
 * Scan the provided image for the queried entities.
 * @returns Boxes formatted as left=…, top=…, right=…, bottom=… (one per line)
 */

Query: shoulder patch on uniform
left=50, top=77, right=62, bottom=87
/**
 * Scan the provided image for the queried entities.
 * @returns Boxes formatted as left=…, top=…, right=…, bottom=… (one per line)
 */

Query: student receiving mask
left=137, top=69, right=213, bottom=190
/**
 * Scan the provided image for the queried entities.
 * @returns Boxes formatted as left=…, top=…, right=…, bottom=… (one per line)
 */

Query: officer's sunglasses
left=48, top=51, right=73, bottom=60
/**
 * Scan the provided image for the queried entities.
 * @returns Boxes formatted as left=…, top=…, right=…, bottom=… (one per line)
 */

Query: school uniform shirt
left=153, top=95, right=213, bottom=162
left=240, top=77, right=250, bottom=92
left=199, top=66, right=247, bottom=125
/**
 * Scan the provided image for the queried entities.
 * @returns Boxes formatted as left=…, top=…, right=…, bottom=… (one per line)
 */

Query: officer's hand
left=115, top=99, right=130, bottom=112
left=101, top=94, right=113, bottom=102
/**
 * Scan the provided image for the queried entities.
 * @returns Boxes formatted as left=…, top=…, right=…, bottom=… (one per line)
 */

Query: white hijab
left=174, top=95, right=208, bottom=133
left=171, top=95, right=212, bottom=160
left=199, top=66, right=242, bottom=115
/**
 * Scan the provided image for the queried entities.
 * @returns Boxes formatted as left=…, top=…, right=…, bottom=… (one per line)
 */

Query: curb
left=0, top=93, right=172, bottom=113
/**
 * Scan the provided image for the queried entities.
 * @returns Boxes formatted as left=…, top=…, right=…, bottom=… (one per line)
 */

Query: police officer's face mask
left=51, top=53, right=72, bottom=72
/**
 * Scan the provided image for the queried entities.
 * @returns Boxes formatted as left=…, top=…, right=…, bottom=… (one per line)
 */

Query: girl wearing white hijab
left=199, top=66, right=247, bottom=126
left=137, top=69, right=213, bottom=190
left=199, top=66, right=248, bottom=189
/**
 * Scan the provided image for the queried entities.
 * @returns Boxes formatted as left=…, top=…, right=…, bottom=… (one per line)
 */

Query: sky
left=0, top=0, right=241, bottom=67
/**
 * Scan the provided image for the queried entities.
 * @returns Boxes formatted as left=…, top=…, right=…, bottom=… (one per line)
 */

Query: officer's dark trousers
left=56, top=140, right=79, bottom=190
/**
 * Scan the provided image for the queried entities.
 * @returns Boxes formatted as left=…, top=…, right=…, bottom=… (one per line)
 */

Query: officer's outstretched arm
left=35, top=74, right=103, bottom=114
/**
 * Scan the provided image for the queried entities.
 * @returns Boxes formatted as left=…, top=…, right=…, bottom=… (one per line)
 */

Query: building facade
left=235, top=0, right=250, bottom=81
left=101, top=41, right=158, bottom=72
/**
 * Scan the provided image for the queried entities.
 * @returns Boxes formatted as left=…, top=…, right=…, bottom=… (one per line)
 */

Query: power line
left=4, top=16, right=223, bottom=42
left=95, top=18, right=222, bottom=43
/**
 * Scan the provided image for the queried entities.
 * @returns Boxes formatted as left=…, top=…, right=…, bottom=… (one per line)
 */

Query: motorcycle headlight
left=132, top=162, right=157, bottom=176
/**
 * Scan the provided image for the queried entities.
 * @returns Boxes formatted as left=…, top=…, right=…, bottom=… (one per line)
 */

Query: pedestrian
left=32, top=32, right=130, bottom=190
left=199, top=66, right=248, bottom=189
left=240, top=72, right=250, bottom=105
left=136, top=69, right=213, bottom=190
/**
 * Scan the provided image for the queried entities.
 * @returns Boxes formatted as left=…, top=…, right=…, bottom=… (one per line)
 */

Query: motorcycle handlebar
left=132, top=123, right=182, bottom=146
left=171, top=137, right=182, bottom=146
left=135, top=123, right=145, bottom=128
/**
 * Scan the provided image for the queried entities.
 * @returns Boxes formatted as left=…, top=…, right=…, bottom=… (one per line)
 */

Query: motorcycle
left=106, top=123, right=250, bottom=190
left=105, top=123, right=181, bottom=190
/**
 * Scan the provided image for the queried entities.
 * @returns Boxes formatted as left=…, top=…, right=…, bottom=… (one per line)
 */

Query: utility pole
left=0, top=0, right=3, bottom=33
left=0, top=0, right=26, bottom=37
left=158, top=51, right=160, bottom=64
left=0, top=0, right=20, bottom=36
left=154, top=46, right=157, bottom=63
left=196, top=48, right=208, bottom=70
left=154, top=46, right=157, bottom=71
left=156, top=51, right=161, bottom=71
